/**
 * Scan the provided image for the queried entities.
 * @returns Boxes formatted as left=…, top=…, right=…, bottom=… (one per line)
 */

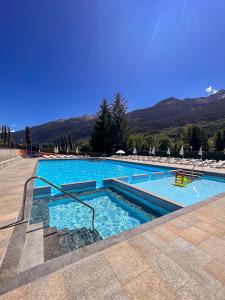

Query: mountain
left=127, top=89, right=225, bottom=132
left=13, top=115, right=95, bottom=144
left=13, top=90, right=225, bottom=144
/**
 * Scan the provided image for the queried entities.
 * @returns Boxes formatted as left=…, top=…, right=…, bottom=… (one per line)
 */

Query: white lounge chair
left=210, top=161, right=225, bottom=168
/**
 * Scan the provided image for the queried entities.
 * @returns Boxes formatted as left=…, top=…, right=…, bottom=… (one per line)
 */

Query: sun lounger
left=210, top=161, right=225, bottom=168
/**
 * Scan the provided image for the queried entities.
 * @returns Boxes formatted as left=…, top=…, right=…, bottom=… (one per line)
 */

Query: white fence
left=0, top=148, right=19, bottom=162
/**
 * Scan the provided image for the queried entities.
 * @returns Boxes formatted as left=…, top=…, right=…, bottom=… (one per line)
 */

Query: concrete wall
left=0, top=149, right=19, bottom=162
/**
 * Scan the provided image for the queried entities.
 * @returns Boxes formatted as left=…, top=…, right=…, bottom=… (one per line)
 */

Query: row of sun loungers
left=42, top=154, right=87, bottom=159
left=112, top=155, right=225, bottom=169
left=41, top=154, right=225, bottom=169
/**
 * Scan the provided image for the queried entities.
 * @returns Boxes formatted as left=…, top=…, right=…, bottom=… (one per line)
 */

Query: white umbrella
left=116, top=150, right=125, bottom=155
left=198, top=146, right=203, bottom=160
left=167, top=147, right=171, bottom=156
left=133, top=147, right=137, bottom=155
left=54, top=147, right=57, bottom=154
left=179, top=145, right=184, bottom=158
left=56, top=146, right=59, bottom=154
left=66, top=146, right=69, bottom=154
left=151, top=147, right=155, bottom=157
left=149, top=147, right=152, bottom=155
left=76, top=147, right=79, bottom=155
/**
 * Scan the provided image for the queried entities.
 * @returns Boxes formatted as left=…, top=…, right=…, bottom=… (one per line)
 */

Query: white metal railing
left=0, top=176, right=95, bottom=230
left=0, top=148, right=19, bottom=162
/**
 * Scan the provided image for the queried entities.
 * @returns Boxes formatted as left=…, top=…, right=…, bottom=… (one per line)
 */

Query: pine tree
left=90, top=98, right=112, bottom=152
left=222, top=129, right=225, bottom=150
left=111, top=92, right=128, bottom=150
left=67, top=132, right=73, bottom=151
left=7, top=126, right=11, bottom=147
left=0, top=126, right=3, bottom=140
left=64, top=133, right=68, bottom=151
left=25, top=126, right=32, bottom=155
left=186, top=125, right=201, bottom=151
left=3, top=126, right=7, bottom=146
left=61, top=136, right=65, bottom=151
left=214, top=130, right=224, bottom=151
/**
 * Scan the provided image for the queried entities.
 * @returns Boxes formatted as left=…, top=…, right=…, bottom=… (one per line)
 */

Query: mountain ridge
left=13, top=89, right=225, bottom=144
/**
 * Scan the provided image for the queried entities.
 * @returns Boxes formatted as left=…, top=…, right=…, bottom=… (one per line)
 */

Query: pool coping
left=110, top=178, right=184, bottom=209
left=1, top=157, right=225, bottom=295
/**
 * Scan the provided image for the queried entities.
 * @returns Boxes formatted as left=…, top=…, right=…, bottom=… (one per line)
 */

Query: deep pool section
left=132, top=176, right=225, bottom=206
left=36, top=159, right=169, bottom=192
left=48, top=189, right=157, bottom=238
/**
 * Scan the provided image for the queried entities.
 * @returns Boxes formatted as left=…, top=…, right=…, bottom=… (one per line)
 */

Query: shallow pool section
left=35, top=159, right=169, bottom=192
left=48, top=189, right=162, bottom=238
left=131, top=175, right=225, bottom=206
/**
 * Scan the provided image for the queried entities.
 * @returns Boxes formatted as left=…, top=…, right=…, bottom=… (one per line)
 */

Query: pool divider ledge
left=33, top=180, right=96, bottom=199
left=103, top=174, right=183, bottom=212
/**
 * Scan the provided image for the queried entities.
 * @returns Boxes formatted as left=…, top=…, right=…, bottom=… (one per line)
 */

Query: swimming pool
left=48, top=189, right=161, bottom=238
left=36, top=159, right=169, bottom=190
left=131, top=175, right=225, bottom=206
left=30, top=187, right=173, bottom=254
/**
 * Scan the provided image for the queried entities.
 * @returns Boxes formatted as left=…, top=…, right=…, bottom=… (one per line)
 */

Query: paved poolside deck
left=1, top=158, right=225, bottom=299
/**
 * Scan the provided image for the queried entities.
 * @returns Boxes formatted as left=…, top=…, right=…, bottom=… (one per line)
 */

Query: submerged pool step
left=58, top=227, right=103, bottom=255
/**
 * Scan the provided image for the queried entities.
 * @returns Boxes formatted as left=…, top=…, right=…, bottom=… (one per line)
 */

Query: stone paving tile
left=169, top=217, right=193, bottom=229
left=123, top=268, right=180, bottom=300
left=129, top=233, right=191, bottom=290
left=0, top=228, right=13, bottom=242
left=62, top=253, right=126, bottom=300
left=173, top=225, right=210, bottom=245
left=179, top=213, right=199, bottom=226
left=28, top=272, right=66, bottom=300
left=188, top=210, right=218, bottom=225
left=131, top=230, right=221, bottom=295
left=0, top=286, right=28, bottom=300
left=167, top=237, right=213, bottom=269
left=143, top=231, right=170, bottom=251
left=0, top=158, right=37, bottom=224
left=177, top=278, right=218, bottom=300
left=217, top=286, right=225, bottom=300
left=148, top=234, right=222, bottom=296
left=0, top=248, right=6, bottom=267
left=151, top=225, right=178, bottom=242
left=196, top=221, right=225, bottom=238
left=199, top=236, right=225, bottom=257
left=205, top=258, right=225, bottom=285
left=128, top=234, right=160, bottom=257
left=0, top=240, right=8, bottom=249
left=148, top=252, right=191, bottom=290
left=184, top=267, right=222, bottom=295
left=104, top=241, right=149, bottom=284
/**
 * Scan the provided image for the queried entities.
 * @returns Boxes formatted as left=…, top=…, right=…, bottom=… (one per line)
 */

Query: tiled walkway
left=0, top=159, right=37, bottom=270
left=1, top=159, right=225, bottom=299
left=0, top=158, right=37, bottom=225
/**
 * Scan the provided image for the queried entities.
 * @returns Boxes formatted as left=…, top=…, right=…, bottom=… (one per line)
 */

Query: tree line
left=0, top=125, right=14, bottom=148
left=90, top=93, right=225, bottom=154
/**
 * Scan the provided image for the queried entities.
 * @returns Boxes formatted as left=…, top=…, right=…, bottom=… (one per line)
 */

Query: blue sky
left=0, top=0, right=225, bottom=130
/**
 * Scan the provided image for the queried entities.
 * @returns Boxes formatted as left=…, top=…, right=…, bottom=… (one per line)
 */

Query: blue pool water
left=36, top=159, right=167, bottom=190
left=132, top=176, right=225, bottom=206
left=48, top=190, right=159, bottom=238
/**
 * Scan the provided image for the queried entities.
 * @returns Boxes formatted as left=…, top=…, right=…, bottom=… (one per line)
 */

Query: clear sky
left=0, top=0, right=225, bottom=130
